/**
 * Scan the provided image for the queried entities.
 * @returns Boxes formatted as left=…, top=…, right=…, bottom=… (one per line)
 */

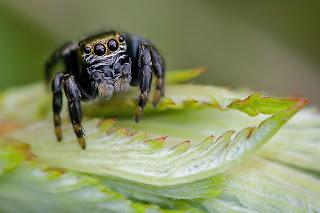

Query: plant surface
left=0, top=69, right=319, bottom=212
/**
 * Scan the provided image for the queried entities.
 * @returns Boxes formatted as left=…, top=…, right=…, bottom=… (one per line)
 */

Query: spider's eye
left=118, top=35, right=124, bottom=42
left=107, top=39, right=119, bottom=51
left=84, top=46, right=91, bottom=54
left=94, top=43, right=106, bottom=56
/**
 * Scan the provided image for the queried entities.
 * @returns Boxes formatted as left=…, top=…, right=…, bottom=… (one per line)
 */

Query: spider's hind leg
left=45, top=42, right=78, bottom=84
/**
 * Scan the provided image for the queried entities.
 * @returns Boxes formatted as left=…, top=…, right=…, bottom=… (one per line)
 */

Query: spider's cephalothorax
left=45, top=31, right=165, bottom=149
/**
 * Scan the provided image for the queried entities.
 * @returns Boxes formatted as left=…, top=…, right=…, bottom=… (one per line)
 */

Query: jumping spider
left=45, top=31, right=165, bottom=149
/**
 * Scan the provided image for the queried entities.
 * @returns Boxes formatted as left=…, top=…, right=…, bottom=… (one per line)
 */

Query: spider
left=45, top=31, right=165, bottom=149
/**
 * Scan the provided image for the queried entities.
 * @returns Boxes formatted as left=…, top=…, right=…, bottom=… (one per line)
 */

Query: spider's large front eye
left=94, top=43, right=106, bottom=56
left=107, top=39, right=119, bottom=51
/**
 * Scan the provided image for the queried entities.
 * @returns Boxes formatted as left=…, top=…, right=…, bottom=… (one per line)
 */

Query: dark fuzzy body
left=45, top=31, right=165, bottom=149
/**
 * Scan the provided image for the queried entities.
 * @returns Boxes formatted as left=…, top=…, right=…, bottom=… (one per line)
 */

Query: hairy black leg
left=134, top=44, right=153, bottom=122
left=52, top=72, right=64, bottom=141
left=150, top=47, right=165, bottom=107
left=63, top=74, right=86, bottom=149
left=45, top=42, right=77, bottom=84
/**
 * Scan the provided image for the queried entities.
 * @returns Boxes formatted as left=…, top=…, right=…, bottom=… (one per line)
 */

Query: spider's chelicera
left=45, top=31, right=165, bottom=149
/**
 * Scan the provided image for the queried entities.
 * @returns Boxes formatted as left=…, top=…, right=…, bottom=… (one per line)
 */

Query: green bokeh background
left=0, top=0, right=319, bottom=105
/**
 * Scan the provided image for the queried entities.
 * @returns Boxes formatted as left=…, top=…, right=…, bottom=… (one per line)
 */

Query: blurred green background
left=0, top=0, right=319, bottom=105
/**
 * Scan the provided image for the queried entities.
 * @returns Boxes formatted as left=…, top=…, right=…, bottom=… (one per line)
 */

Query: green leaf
left=198, top=108, right=320, bottom=212
left=0, top=146, right=25, bottom=175
left=257, top=108, right=320, bottom=176
left=202, top=157, right=320, bottom=212
left=2, top=83, right=305, bottom=199
left=0, top=76, right=311, bottom=212
left=0, top=145, right=197, bottom=213
left=228, top=93, right=302, bottom=116
left=166, top=67, right=206, bottom=84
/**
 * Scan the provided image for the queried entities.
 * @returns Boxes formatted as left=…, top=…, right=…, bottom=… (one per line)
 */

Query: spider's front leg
left=45, top=42, right=77, bottom=83
left=150, top=47, right=165, bottom=107
left=134, top=44, right=153, bottom=122
left=134, top=43, right=166, bottom=122
left=52, top=72, right=64, bottom=141
left=52, top=73, right=86, bottom=149
left=63, top=74, right=86, bottom=149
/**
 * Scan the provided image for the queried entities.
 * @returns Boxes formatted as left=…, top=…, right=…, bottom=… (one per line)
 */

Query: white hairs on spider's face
left=81, top=44, right=127, bottom=65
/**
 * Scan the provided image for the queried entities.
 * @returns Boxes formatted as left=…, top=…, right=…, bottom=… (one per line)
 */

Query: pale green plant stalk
left=0, top=68, right=319, bottom=212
